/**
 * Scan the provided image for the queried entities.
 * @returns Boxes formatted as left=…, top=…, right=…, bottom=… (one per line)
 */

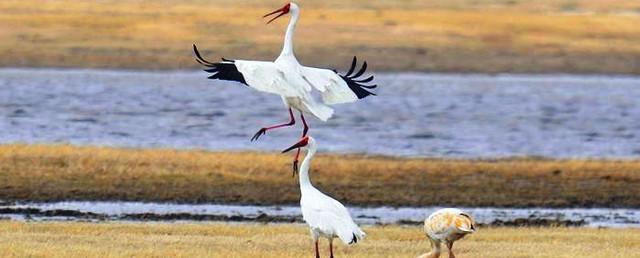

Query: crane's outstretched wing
left=193, top=44, right=302, bottom=97
left=301, top=56, right=377, bottom=105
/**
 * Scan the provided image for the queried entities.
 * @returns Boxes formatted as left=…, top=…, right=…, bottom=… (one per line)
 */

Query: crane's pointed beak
left=282, top=137, right=309, bottom=153
left=264, top=5, right=288, bottom=24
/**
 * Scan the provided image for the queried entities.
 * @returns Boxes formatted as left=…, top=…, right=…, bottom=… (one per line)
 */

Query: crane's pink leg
left=251, top=108, right=295, bottom=141
left=329, top=239, right=334, bottom=258
left=292, top=112, right=309, bottom=175
left=301, top=112, right=309, bottom=137
left=315, top=240, right=320, bottom=258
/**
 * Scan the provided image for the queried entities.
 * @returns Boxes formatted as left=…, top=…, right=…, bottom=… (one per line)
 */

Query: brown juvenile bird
left=417, top=208, right=476, bottom=258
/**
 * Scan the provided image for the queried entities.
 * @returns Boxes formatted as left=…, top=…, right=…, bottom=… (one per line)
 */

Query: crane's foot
left=250, top=128, right=267, bottom=141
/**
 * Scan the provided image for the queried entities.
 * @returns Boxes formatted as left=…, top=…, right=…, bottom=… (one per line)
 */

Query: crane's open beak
left=282, top=136, right=309, bottom=153
left=264, top=3, right=290, bottom=24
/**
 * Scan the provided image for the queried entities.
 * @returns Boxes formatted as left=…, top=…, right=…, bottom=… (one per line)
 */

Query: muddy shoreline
left=2, top=201, right=638, bottom=228
left=0, top=206, right=586, bottom=227
left=1, top=199, right=639, bottom=210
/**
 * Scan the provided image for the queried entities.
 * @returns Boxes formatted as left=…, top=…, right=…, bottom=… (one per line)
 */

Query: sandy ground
left=0, top=221, right=639, bottom=258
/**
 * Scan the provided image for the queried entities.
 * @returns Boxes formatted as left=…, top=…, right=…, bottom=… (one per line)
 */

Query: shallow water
left=1, top=68, right=640, bottom=158
left=1, top=201, right=638, bottom=228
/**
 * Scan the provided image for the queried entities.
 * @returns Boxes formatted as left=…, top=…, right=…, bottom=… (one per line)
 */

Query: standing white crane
left=282, top=136, right=366, bottom=258
left=193, top=2, right=377, bottom=173
left=418, top=208, right=476, bottom=258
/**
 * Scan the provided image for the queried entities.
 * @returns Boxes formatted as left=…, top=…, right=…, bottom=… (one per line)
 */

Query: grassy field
left=1, top=0, right=640, bottom=74
left=0, top=221, right=638, bottom=258
left=1, top=144, right=639, bottom=207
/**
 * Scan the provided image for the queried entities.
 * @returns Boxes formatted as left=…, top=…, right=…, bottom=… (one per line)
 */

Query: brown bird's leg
left=292, top=112, right=309, bottom=175
left=446, top=241, right=455, bottom=258
left=251, top=108, right=295, bottom=141
left=422, top=239, right=441, bottom=258
left=315, top=240, right=320, bottom=258
left=329, top=238, right=334, bottom=258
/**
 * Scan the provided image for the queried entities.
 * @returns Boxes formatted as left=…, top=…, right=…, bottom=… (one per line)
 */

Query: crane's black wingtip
left=193, top=44, right=213, bottom=66
left=192, top=44, right=200, bottom=55
left=337, top=56, right=377, bottom=99
left=192, top=45, right=247, bottom=85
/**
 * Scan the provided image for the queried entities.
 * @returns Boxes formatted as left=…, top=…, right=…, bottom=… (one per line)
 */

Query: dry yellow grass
left=1, top=0, right=640, bottom=73
left=0, top=221, right=639, bottom=258
left=1, top=144, right=639, bottom=207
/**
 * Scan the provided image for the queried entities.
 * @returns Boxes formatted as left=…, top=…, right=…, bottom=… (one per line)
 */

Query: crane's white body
left=232, top=3, right=363, bottom=121
left=419, top=208, right=476, bottom=258
left=298, top=137, right=366, bottom=246
left=234, top=59, right=344, bottom=121
left=194, top=2, right=376, bottom=170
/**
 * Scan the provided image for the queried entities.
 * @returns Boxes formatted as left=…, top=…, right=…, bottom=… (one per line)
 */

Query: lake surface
left=1, top=201, right=638, bottom=228
left=1, top=68, right=639, bottom=158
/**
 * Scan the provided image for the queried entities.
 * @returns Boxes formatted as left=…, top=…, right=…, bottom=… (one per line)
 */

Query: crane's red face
left=264, top=3, right=291, bottom=24
left=282, top=136, right=309, bottom=153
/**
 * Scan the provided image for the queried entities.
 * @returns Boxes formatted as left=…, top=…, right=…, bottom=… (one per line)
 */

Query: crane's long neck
left=298, top=146, right=315, bottom=189
left=280, top=8, right=299, bottom=58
